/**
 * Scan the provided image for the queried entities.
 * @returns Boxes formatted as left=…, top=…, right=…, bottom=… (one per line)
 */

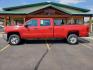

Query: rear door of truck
left=38, top=18, right=53, bottom=38
left=53, top=18, right=66, bottom=38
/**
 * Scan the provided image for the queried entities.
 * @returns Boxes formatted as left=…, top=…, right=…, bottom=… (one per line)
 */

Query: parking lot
left=0, top=34, right=93, bottom=70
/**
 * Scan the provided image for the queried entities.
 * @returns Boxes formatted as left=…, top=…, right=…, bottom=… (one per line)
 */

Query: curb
left=0, top=34, right=2, bottom=37
left=84, top=37, right=93, bottom=40
left=0, top=32, right=4, bottom=34
left=0, top=32, right=4, bottom=37
left=89, top=37, right=93, bottom=40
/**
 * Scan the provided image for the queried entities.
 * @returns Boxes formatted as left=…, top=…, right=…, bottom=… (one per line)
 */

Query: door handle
left=34, top=28, right=38, bottom=29
left=48, top=28, right=52, bottom=29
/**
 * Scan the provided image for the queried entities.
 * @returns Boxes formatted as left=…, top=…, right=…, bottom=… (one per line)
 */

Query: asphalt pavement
left=0, top=37, right=93, bottom=70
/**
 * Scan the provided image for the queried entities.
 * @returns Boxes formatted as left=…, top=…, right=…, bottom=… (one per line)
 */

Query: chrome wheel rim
left=10, top=36, right=19, bottom=44
left=70, top=37, right=77, bottom=44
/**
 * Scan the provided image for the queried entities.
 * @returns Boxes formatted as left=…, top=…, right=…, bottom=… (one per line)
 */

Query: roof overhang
left=0, top=2, right=92, bottom=17
left=72, top=14, right=93, bottom=17
left=3, top=2, right=90, bottom=12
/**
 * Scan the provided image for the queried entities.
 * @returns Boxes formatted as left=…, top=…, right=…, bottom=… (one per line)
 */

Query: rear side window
left=54, top=19, right=65, bottom=26
left=40, top=19, right=50, bottom=26
left=27, top=19, right=38, bottom=26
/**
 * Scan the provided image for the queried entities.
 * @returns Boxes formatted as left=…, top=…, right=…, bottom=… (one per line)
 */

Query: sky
left=0, top=0, right=93, bottom=13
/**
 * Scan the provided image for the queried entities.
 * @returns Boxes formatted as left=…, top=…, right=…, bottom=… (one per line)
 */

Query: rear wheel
left=67, top=34, right=78, bottom=45
left=8, top=34, right=21, bottom=45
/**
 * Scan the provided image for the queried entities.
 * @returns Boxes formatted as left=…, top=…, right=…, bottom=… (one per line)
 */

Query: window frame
left=40, top=19, right=51, bottom=26
left=26, top=19, right=38, bottom=27
left=54, top=19, right=66, bottom=26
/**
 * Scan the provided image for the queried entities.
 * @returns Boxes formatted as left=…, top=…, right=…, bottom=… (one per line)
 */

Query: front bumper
left=2, top=33, right=7, bottom=41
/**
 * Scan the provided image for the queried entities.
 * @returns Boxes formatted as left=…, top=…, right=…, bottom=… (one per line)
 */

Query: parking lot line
left=45, top=40, right=51, bottom=50
left=46, top=43, right=51, bottom=50
left=81, top=44, right=93, bottom=49
left=0, top=44, right=10, bottom=53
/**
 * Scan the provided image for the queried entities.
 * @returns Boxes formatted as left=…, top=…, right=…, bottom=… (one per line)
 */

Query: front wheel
left=67, top=34, right=78, bottom=45
left=8, top=34, right=21, bottom=45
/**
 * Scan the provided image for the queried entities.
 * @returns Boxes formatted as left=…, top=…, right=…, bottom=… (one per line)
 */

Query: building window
left=54, top=19, right=66, bottom=26
left=14, top=18, right=24, bottom=25
left=74, top=19, right=83, bottom=24
left=27, top=19, right=38, bottom=26
left=40, top=19, right=50, bottom=26
left=6, top=20, right=11, bottom=26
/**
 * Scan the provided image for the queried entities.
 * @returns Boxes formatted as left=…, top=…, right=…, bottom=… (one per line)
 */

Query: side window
left=40, top=19, right=50, bottom=26
left=27, top=19, right=37, bottom=26
left=54, top=19, right=65, bottom=26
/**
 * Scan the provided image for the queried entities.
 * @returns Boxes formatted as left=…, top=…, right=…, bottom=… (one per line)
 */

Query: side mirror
left=24, top=24, right=28, bottom=28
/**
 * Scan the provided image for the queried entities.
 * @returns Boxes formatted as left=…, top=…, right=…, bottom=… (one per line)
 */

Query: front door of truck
left=23, top=19, right=40, bottom=38
left=38, top=18, right=53, bottom=38
left=54, top=19, right=66, bottom=38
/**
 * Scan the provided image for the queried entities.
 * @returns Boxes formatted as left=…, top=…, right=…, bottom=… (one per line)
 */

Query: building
left=0, top=2, right=93, bottom=32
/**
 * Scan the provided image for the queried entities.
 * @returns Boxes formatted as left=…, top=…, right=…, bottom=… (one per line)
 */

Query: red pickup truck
left=3, top=18, right=89, bottom=45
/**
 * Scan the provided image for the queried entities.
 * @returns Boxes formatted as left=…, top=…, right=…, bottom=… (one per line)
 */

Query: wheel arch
left=7, top=32, right=21, bottom=40
left=67, top=31, right=79, bottom=37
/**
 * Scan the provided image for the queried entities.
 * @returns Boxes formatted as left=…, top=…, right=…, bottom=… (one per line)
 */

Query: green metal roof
left=51, top=5, right=88, bottom=14
left=0, top=2, right=92, bottom=15
left=0, top=5, right=52, bottom=14
left=13, top=4, right=52, bottom=14
left=3, top=2, right=90, bottom=12
left=0, top=11, right=27, bottom=14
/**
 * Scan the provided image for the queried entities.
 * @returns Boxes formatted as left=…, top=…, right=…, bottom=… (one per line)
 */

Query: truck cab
left=4, top=18, right=89, bottom=45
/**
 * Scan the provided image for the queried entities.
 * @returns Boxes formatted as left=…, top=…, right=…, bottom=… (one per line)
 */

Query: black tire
left=8, top=34, right=21, bottom=45
left=67, top=34, right=78, bottom=45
